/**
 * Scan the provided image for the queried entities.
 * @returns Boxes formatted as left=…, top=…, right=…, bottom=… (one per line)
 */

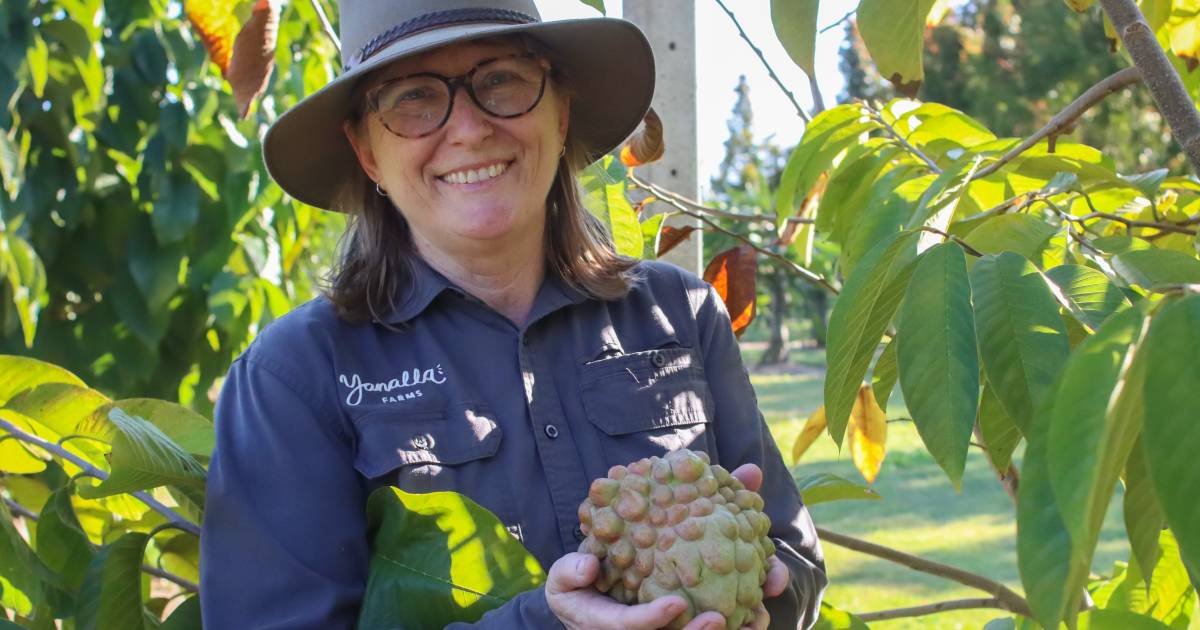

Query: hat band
left=346, top=8, right=539, bottom=71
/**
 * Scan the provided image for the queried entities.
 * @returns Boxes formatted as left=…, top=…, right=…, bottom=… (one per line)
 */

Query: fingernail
left=575, top=556, right=587, bottom=575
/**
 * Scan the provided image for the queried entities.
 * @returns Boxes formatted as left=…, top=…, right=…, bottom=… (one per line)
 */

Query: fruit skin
left=577, top=449, right=776, bottom=630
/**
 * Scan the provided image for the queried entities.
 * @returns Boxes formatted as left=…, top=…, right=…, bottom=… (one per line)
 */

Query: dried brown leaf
left=702, top=245, right=758, bottom=339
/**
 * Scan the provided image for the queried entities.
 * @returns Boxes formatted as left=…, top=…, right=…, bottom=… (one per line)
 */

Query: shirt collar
left=377, top=257, right=591, bottom=326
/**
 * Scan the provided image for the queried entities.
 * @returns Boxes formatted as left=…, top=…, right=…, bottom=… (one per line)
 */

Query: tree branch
left=816, top=526, right=1033, bottom=618
left=916, top=227, right=984, bottom=257
left=632, top=175, right=814, bottom=227
left=711, top=0, right=811, bottom=123
left=309, top=0, right=341, bottom=52
left=857, top=598, right=1015, bottom=622
left=0, top=417, right=201, bottom=537
left=973, top=67, right=1142, bottom=180
left=867, top=109, right=943, bottom=174
left=1100, top=0, right=1200, bottom=177
left=820, top=10, right=857, bottom=34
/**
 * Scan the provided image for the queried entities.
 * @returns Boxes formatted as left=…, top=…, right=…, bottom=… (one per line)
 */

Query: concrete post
left=622, top=0, right=702, bottom=276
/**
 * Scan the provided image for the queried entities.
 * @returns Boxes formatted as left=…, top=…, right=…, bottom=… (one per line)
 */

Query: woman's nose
left=442, top=87, right=493, bottom=145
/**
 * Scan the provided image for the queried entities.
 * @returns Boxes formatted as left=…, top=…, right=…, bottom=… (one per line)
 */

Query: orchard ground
left=741, top=342, right=1200, bottom=630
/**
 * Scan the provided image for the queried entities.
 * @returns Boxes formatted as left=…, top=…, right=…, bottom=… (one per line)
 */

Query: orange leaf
left=847, top=385, right=888, bottom=484
left=702, top=245, right=758, bottom=339
left=792, top=405, right=827, bottom=464
left=228, top=0, right=279, bottom=119
left=657, top=225, right=697, bottom=258
left=620, top=107, right=665, bottom=167
left=185, top=0, right=242, bottom=75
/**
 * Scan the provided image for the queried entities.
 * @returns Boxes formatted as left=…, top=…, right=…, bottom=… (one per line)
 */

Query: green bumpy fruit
left=576, top=449, right=775, bottom=630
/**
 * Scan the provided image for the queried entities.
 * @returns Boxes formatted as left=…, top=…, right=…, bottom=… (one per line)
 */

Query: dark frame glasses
left=363, top=52, right=551, bottom=138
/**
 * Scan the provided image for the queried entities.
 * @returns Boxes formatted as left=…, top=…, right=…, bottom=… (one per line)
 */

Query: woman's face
left=345, top=39, right=570, bottom=253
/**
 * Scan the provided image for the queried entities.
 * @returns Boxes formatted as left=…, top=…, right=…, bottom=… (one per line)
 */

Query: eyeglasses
left=364, top=53, right=550, bottom=139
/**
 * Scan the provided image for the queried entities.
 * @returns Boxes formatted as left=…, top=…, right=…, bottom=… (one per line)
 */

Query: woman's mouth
left=437, top=160, right=512, bottom=185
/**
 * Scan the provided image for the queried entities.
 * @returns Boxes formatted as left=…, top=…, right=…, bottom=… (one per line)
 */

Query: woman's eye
left=481, top=71, right=518, bottom=87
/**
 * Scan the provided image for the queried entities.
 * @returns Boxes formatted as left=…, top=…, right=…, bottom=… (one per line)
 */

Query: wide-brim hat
left=263, top=0, right=656, bottom=211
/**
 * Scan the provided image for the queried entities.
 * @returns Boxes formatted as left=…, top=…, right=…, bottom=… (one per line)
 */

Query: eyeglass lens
left=374, top=55, right=547, bottom=138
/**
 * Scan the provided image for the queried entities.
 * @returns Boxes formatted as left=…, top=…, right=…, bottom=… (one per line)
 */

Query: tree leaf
left=357, top=488, right=545, bottom=629
left=27, top=33, right=49, bottom=98
left=812, top=600, right=870, bottom=629
left=825, top=231, right=920, bottom=446
left=639, top=212, right=668, bottom=261
left=978, top=381, right=1021, bottom=472
left=576, top=0, right=606, bottom=14
left=1045, top=265, right=1131, bottom=332
left=847, top=385, right=887, bottom=484
left=1112, top=249, right=1200, bottom=290
left=856, top=0, right=939, bottom=96
left=703, top=245, right=758, bottom=339
left=619, top=108, right=664, bottom=168
left=776, top=104, right=875, bottom=228
left=1141, top=295, right=1200, bottom=581
left=1, top=233, right=48, bottom=348
left=75, top=532, right=150, bottom=630
left=962, top=214, right=1059, bottom=268
left=1122, top=168, right=1170, bottom=200
left=897, top=242, right=979, bottom=488
left=870, top=338, right=898, bottom=413
left=581, top=157, right=642, bottom=258
left=970, top=252, right=1070, bottom=435
left=228, top=0, right=278, bottom=118
left=771, top=0, right=820, bottom=77
left=1077, top=609, right=1173, bottom=629
left=0, top=355, right=86, bottom=408
left=656, top=225, right=697, bottom=258
left=1045, top=306, right=1147, bottom=591
left=792, top=405, right=826, bottom=464
left=795, top=473, right=881, bottom=506
left=36, top=487, right=95, bottom=591
left=104, top=399, right=214, bottom=460
left=1123, top=436, right=1165, bottom=590
left=1110, top=528, right=1196, bottom=626
left=0, top=409, right=64, bottom=475
left=160, top=596, right=202, bottom=630
left=843, top=172, right=933, bottom=278
left=0, top=500, right=46, bottom=616
left=907, top=110, right=997, bottom=149
left=817, top=143, right=897, bottom=237
left=4, top=383, right=111, bottom=438
left=151, top=170, right=201, bottom=245
left=77, top=408, right=207, bottom=500
left=184, top=0, right=241, bottom=75
left=1063, top=0, right=1094, bottom=11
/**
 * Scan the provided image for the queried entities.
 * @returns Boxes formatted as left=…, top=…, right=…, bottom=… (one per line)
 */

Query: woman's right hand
left=545, top=552, right=727, bottom=630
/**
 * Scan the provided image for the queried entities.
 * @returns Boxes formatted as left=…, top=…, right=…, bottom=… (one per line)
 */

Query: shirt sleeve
left=201, top=354, right=368, bottom=629
left=695, top=282, right=829, bottom=630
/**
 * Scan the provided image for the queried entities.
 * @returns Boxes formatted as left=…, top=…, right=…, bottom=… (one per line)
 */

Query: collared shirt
left=200, top=258, right=827, bottom=629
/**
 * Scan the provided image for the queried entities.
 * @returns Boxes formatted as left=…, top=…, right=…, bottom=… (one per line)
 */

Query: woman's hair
left=322, top=38, right=639, bottom=324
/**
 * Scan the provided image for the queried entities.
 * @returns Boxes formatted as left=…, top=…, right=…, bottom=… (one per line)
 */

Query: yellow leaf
left=620, top=108, right=665, bottom=168
left=185, top=0, right=242, bottom=75
left=848, top=385, right=887, bottom=484
left=1063, top=0, right=1094, bottom=12
left=792, top=405, right=827, bottom=464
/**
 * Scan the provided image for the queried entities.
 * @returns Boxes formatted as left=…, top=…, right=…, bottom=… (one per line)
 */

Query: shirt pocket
left=351, top=402, right=503, bottom=495
left=579, top=346, right=714, bottom=450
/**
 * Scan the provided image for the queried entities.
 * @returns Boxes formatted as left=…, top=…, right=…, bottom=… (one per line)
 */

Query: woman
left=200, top=1, right=827, bottom=628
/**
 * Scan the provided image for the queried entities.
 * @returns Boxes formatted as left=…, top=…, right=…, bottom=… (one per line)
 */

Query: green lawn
left=744, top=346, right=1182, bottom=629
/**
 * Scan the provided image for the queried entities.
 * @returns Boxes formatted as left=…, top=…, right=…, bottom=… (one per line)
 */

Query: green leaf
left=843, top=172, right=933, bottom=278
left=160, top=596, right=202, bottom=630
left=1122, top=168, right=1170, bottom=200
left=356, top=488, right=545, bottom=629
left=795, top=473, right=881, bottom=506
left=777, top=104, right=876, bottom=228
left=978, top=381, right=1021, bottom=471
left=0, top=409, right=63, bottom=474
left=36, top=487, right=96, bottom=591
left=825, top=231, right=920, bottom=446
left=27, top=33, right=49, bottom=98
left=576, top=0, right=605, bottom=14
left=152, top=170, right=201, bottom=245
left=77, top=408, right=207, bottom=500
left=812, top=600, right=870, bottom=629
left=1, top=233, right=48, bottom=348
left=1078, top=608, right=1173, bottom=629
left=0, top=500, right=46, bottom=615
left=907, top=110, right=997, bottom=149
left=1017, top=378, right=1089, bottom=629
left=1141, top=295, right=1200, bottom=581
left=771, top=0, right=820, bottom=77
left=4, top=383, right=111, bottom=438
left=817, top=144, right=898, bottom=237
left=1123, top=436, right=1165, bottom=590
left=639, top=212, right=668, bottom=261
left=870, top=338, right=898, bottom=413
left=962, top=214, right=1059, bottom=268
left=581, top=158, right=641, bottom=258
left=1112, top=249, right=1200, bottom=290
left=970, top=253, right=1070, bottom=435
left=1108, top=528, right=1197, bottom=626
left=75, top=532, right=150, bottom=630
left=896, top=242, right=979, bottom=488
left=105, top=399, right=213, bottom=460
left=1045, top=307, right=1146, bottom=588
left=1045, top=265, right=1131, bottom=332
left=856, top=0, right=938, bottom=95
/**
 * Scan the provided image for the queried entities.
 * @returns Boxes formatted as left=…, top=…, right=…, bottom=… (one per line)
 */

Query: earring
left=375, top=182, right=388, bottom=197
left=559, top=145, right=566, bottom=158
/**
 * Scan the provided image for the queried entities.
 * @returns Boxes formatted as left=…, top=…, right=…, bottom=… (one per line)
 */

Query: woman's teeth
left=441, top=162, right=508, bottom=185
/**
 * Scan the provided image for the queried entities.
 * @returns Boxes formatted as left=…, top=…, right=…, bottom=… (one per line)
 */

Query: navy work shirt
left=201, top=258, right=827, bottom=628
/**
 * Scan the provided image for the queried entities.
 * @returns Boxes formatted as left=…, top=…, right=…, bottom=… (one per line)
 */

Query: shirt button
left=651, top=352, right=667, bottom=368
left=411, top=434, right=434, bottom=450
left=544, top=424, right=559, bottom=439
left=573, top=525, right=585, bottom=541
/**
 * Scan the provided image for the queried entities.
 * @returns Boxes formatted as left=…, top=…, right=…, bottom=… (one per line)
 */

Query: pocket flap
left=351, top=404, right=502, bottom=479
left=580, top=347, right=712, bottom=436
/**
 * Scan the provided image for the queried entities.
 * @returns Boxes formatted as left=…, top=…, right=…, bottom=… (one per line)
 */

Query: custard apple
left=576, top=449, right=775, bottom=629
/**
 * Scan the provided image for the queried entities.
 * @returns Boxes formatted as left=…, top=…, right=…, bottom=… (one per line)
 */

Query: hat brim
left=263, top=18, right=655, bottom=211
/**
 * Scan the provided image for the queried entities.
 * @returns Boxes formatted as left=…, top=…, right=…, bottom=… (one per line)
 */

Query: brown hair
left=323, top=43, right=638, bottom=324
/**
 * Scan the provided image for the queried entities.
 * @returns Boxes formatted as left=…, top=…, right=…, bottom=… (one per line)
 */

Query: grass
left=744, top=345, right=1181, bottom=629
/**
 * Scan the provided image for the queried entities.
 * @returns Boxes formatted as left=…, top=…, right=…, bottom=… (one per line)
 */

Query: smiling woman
left=200, top=1, right=826, bottom=628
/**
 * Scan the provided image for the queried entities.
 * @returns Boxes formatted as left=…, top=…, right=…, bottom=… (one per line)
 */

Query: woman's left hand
left=727, top=463, right=791, bottom=630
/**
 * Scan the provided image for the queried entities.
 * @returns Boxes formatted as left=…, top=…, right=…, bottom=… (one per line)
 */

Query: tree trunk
left=758, top=268, right=790, bottom=366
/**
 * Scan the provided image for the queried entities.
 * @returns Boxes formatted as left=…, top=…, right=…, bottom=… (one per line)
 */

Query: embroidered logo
left=338, top=364, right=447, bottom=406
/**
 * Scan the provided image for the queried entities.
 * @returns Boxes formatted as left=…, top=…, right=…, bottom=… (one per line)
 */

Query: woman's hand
left=546, top=462, right=787, bottom=630
left=545, top=552, right=728, bottom=630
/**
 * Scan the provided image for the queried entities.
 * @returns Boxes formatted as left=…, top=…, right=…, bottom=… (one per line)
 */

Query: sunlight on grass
left=747, top=350, right=1144, bottom=629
